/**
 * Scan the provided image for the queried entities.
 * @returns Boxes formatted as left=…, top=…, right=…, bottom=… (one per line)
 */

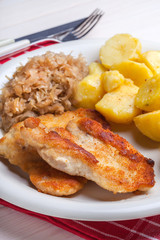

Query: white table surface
left=1, top=0, right=160, bottom=239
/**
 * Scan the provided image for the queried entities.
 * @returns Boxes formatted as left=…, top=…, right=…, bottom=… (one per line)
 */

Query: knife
left=0, top=18, right=86, bottom=60
left=15, top=18, right=86, bottom=43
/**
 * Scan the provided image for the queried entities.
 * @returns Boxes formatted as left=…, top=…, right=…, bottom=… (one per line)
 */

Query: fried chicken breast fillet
left=0, top=121, right=86, bottom=196
left=0, top=108, right=109, bottom=196
left=20, top=116, right=155, bottom=193
left=38, top=108, right=110, bottom=130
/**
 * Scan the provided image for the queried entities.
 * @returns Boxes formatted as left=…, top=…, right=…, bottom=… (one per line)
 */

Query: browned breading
left=0, top=125, right=86, bottom=196
left=78, top=118, right=155, bottom=166
left=0, top=114, right=87, bottom=196
left=20, top=116, right=155, bottom=193
left=0, top=109, right=109, bottom=196
left=37, top=108, right=110, bottom=130
left=28, top=161, right=87, bottom=196
left=76, top=118, right=155, bottom=192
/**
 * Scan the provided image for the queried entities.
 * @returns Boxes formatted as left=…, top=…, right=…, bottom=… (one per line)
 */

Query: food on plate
left=0, top=51, right=88, bottom=132
left=99, top=34, right=142, bottom=68
left=89, top=62, right=106, bottom=75
left=0, top=108, right=110, bottom=196
left=135, top=74, right=160, bottom=112
left=101, top=70, right=124, bottom=92
left=18, top=113, right=154, bottom=194
left=97, top=34, right=160, bottom=141
left=111, top=60, right=153, bottom=86
left=141, top=51, right=160, bottom=74
left=38, top=108, right=110, bottom=130
left=75, top=33, right=160, bottom=141
left=75, top=34, right=152, bottom=122
left=96, top=79, right=141, bottom=123
left=0, top=118, right=86, bottom=196
left=134, top=110, right=160, bottom=142
left=0, top=34, right=158, bottom=199
left=74, top=64, right=105, bottom=109
left=29, top=161, right=87, bottom=196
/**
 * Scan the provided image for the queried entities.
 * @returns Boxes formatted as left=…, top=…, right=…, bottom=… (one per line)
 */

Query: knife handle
left=0, top=38, right=60, bottom=61
left=0, top=39, right=15, bottom=47
left=0, top=39, right=30, bottom=57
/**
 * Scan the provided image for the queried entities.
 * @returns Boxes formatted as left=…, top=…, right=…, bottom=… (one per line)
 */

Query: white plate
left=0, top=39, right=160, bottom=221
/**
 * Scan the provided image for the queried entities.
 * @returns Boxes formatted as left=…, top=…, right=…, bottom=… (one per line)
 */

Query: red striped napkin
left=1, top=198, right=160, bottom=240
left=1, top=40, right=160, bottom=240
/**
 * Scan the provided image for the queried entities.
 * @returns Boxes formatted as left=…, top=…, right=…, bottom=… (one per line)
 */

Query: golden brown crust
left=0, top=108, right=155, bottom=194
left=20, top=115, right=155, bottom=193
left=74, top=108, right=111, bottom=130
left=24, top=117, right=40, bottom=129
left=78, top=118, right=153, bottom=164
left=37, top=108, right=110, bottom=131
left=0, top=113, right=88, bottom=196
left=20, top=123, right=98, bottom=166
left=78, top=117, right=155, bottom=190
left=29, top=161, right=87, bottom=196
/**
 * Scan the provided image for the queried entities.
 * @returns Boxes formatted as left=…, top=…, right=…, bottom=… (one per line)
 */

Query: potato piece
left=112, top=60, right=153, bottom=86
left=142, top=51, right=160, bottom=74
left=134, top=110, right=160, bottom=141
left=135, top=74, right=160, bottom=111
left=95, top=80, right=141, bottom=123
left=89, top=62, right=106, bottom=75
left=75, top=74, right=105, bottom=109
left=101, top=70, right=124, bottom=92
left=99, top=34, right=142, bottom=68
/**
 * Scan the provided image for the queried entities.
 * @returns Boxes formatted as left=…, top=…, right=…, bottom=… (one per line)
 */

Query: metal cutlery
left=0, top=9, right=104, bottom=61
left=52, top=8, right=104, bottom=41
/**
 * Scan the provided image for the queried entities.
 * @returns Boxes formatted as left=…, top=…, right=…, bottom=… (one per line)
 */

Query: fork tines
left=72, top=8, right=104, bottom=39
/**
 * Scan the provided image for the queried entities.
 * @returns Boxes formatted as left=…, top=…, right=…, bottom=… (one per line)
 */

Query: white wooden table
left=1, top=0, right=160, bottom=239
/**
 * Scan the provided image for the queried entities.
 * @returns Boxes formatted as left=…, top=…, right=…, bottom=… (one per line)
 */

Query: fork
left=0, top=9, right=104, bottom=60
left=51, top=8, right=104, bottom=41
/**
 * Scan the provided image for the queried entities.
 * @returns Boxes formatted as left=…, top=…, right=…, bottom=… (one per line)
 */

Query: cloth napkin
left=1, top=40, right=160, bottom=240
left=1, top=198, right=160, bottom=240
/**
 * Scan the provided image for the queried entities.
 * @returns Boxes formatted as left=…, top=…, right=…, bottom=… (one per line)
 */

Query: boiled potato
left=141, top=51, right=160, bottom=74
left=101, top=70, right=124, bottom=92
left=99, top=34, right=142, bottom=68
left=95, top=79, right=141, bottom=123
left=135, top=74, right=160, bottom=111
left=111, top=60, right=153, bottom=86
left=75, top=74, right=104, bottom=109
left=89, top=62, right=106, bottom=75
left=134, top=110, right=160, bottom=141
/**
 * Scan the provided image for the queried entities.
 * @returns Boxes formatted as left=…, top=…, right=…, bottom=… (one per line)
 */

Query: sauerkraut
left=0, top=51, right=88, bottom=131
